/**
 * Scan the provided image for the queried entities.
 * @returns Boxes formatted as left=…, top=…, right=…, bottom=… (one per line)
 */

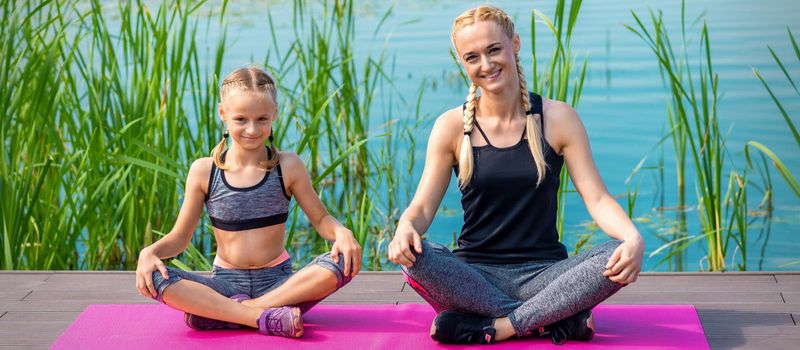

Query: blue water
left=204, top=0, right=799, bottom=271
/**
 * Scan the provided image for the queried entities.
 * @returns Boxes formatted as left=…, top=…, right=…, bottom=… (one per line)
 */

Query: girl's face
left=453, top=20, right=520, bottom=94
left=218, top=92, right=277, bottom=150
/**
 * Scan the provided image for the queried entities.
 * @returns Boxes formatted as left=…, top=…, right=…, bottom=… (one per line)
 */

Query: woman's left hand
left=602, top=236, right=645, bottom=284
left=330, top=229, right=362, bottom=277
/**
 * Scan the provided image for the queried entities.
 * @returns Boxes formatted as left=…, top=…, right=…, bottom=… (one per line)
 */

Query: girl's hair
left=451, top=5, right=547, bottom=188
left=212, top=66, right=279, bottom=171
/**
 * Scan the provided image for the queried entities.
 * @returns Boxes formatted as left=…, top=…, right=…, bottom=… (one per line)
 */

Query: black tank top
left=453, top=92, right=568, bottom=264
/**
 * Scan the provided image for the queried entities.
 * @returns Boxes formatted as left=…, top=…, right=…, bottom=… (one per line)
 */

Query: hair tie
left=223, top=131, right=229, bottom=138
left=463, top=131, right=471, bottom=135
left=269, top=134, right=274, bottom=143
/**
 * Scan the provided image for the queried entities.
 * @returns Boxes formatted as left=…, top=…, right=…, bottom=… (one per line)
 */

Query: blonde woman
left=388, top=5, right=644, bottom=345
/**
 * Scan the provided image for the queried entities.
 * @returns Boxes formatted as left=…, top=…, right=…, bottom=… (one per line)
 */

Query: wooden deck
left=0, top=271, right=798, bottom=349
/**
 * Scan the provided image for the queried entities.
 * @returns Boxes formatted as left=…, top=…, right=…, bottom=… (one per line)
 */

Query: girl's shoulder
left=277, top=151, right=303, bottom=172
left=188, top=157, right=214, bottom=179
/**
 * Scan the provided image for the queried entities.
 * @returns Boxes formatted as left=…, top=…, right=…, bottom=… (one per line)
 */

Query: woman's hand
left=135, top=248, right=169, bottom=298
left=331, top=228, right=362, bottom=277
left=602, top=236, right=645, bottom=284
left=388, top=222, right=423, bottom=268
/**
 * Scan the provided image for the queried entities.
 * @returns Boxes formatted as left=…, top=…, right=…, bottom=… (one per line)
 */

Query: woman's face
left=453, top=20, right=520, bottom=94
left=218, top=92, right=277, bottom=150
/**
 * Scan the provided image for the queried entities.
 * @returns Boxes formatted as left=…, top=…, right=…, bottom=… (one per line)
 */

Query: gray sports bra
left=204, top=150, right=290, bottom=231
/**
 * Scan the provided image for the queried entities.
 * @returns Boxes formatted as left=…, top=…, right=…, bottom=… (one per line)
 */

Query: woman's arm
left=389, top=110, right=461, bottom=267
left=549, top=101, right=645, bottom=284
left=135, top=158, right=208, bottom=297
left=281, top=152, right=362, bottom=276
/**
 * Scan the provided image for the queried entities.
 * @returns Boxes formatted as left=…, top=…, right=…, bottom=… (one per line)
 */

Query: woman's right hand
left=135, top=247, right=169, bottom=298
left=388, top=223, right=423, bottom=267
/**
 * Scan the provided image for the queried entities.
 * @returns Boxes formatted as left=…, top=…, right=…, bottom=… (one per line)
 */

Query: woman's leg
left=151, top=266, right=262, bottom=328
left=402, top=241, right=521, bottom=318
left=507, top=240, right=625, bottom=336
left=243, top=252, right=353, bottom=314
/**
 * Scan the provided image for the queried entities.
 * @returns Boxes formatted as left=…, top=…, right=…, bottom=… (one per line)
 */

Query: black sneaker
left=432, top=311, right=497, bottom=344
left=540, top=309, right=594, bottom=345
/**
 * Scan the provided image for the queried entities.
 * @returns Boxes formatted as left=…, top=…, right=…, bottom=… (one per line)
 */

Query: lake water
left=205, top=0, right=799, bottom=271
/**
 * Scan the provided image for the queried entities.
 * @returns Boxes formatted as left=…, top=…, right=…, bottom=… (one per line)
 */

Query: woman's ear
left=513, top=34, right=521, bottom=54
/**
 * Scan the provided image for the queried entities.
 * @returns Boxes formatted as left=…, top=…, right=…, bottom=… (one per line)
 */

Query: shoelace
left=456, top=325, right=495, bottom=344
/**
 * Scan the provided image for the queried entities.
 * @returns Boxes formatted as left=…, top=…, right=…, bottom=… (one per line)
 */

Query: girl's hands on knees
left=388, top=222, right=423, bottom=267
left=135, top=247, right=169, bottom=298
left=330, top=228, right=362, bottom=277
left=602, top=236, right=645, bottom=284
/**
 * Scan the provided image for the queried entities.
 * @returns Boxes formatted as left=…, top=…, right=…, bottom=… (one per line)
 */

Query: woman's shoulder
left=431, top=106, right=465, bottom=139
left=542, top=98, right=580, bottom=125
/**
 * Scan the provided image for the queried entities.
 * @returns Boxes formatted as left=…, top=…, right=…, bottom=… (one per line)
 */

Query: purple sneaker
left=184, top=294, right=250, bottom=331
left=257, top=306, right=304, bottom=338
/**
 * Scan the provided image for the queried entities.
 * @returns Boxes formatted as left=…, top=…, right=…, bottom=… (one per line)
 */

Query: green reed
left=265, top=0, right=421, bottom=269
left=0, top=0, right=422, bottom=271
left=627, top=3, right=755, bottom=271
left=529, top=0, right=588, bottom=242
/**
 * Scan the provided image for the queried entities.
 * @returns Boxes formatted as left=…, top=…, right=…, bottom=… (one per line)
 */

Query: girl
left=135, top=66, right=362, bottom=338
left=388, top=5, right=645, bottom=345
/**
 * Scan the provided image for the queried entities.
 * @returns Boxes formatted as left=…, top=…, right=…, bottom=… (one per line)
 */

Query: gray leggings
left=402, top=240, right=624, bottom=336
left=151, top=252, right=351, bottom=314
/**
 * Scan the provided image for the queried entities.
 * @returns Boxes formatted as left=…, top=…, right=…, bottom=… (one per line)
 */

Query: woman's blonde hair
left=452, top=5, right=547, bottom=188
left=213, top=66, right=279, bottom=171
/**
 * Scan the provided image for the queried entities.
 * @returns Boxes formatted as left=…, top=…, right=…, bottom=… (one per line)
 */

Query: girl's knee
left=150, top=266, right=182, bottom=303
left=311, top=253, right=353, bottom=288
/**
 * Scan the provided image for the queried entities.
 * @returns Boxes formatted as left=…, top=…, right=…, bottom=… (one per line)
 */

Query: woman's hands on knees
left=135, top=247, right=169, bottom=298
left=330, top=228, right=362, bottom=277
left=388, top=222, right=423, bottom=267
left=602, top=236, right=645, bottom=284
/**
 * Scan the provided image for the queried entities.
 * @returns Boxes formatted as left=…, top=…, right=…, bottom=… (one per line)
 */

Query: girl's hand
left=602, top=236, right=645, bottom=284
left=135, top=248, right=169, bottom=298
left=331, top=229, right=362, bottom=277
left=388, top=223, right=423, bottom=268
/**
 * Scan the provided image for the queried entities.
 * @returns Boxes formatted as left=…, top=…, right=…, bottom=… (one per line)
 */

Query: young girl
left=388, top=5, right=645, bottom=345
left=135, top=66, right=362, bottom=338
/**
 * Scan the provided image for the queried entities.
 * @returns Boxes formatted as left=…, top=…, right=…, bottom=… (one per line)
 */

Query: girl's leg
left=244, top=252, right=352, bottom=314
left=151, top=266, right=263, bottom=328
left=507, top=240, right=625, bottom=336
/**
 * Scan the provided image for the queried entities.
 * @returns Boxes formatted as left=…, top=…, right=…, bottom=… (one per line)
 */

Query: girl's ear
left=513, top=34, right=521, bottom=54
left=218, top=102, right=225, bottom=122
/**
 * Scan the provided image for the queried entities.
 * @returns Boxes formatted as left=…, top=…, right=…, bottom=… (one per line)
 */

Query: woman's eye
left=489, top=47, right=500, bottom=54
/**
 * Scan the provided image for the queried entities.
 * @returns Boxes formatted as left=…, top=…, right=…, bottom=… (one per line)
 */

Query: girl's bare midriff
left=213, top=224, right=289, bottom=269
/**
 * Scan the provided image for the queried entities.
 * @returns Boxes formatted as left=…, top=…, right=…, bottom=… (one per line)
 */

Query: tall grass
left=529, top=0, right=588, bottom=241
left=0, top=0, right=421, bottom=271
left=627, top=3, right=752, bottom=271
left=261, top=0, right=422, bottom=269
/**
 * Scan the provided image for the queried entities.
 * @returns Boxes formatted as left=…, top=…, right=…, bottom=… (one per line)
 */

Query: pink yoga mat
left=51, top=304, right=709, bottom=349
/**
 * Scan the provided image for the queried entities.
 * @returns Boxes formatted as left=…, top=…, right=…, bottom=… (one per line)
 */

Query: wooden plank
left=622, top=280, right=780, bottom=292
left=707, top=335, right=800, bottom=349
left=698, top=310, right=795, bottom=328
left=0, top=291, right=31, bottom=302
left=776, top=275, right=800, bottom=283
left=782, top=292, right=800, bottom=304
left=606, top=290, right=783, bottom=304
left=0, top=312, right=77, bottom=346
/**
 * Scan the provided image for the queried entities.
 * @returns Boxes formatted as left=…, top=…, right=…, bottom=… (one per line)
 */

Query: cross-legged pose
left=135, top=66, right=362, bottom=338
left=388, top=5, right=644, bottom=345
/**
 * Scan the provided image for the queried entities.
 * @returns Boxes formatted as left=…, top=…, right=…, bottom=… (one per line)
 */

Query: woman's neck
left=477, top=87, right=523, bottom=122
left=225, top=144, right=268, bottom=168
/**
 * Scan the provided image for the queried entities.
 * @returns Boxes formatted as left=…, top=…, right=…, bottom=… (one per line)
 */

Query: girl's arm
left=389, top=110, right=460, bottom=267
left=280, top=152, right=362, bottom=276
left=135, top=158, right=208, bottom=297
left=549, top=101, right=645, bottom=284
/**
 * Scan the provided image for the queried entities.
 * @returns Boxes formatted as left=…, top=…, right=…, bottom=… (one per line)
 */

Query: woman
left=388, top=5, right=644, bottom=345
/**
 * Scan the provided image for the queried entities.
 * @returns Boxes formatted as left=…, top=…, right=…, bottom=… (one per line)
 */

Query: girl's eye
left=489, top=47, right=500, bottom=54
left=466, top=56, right=477, bottom=63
